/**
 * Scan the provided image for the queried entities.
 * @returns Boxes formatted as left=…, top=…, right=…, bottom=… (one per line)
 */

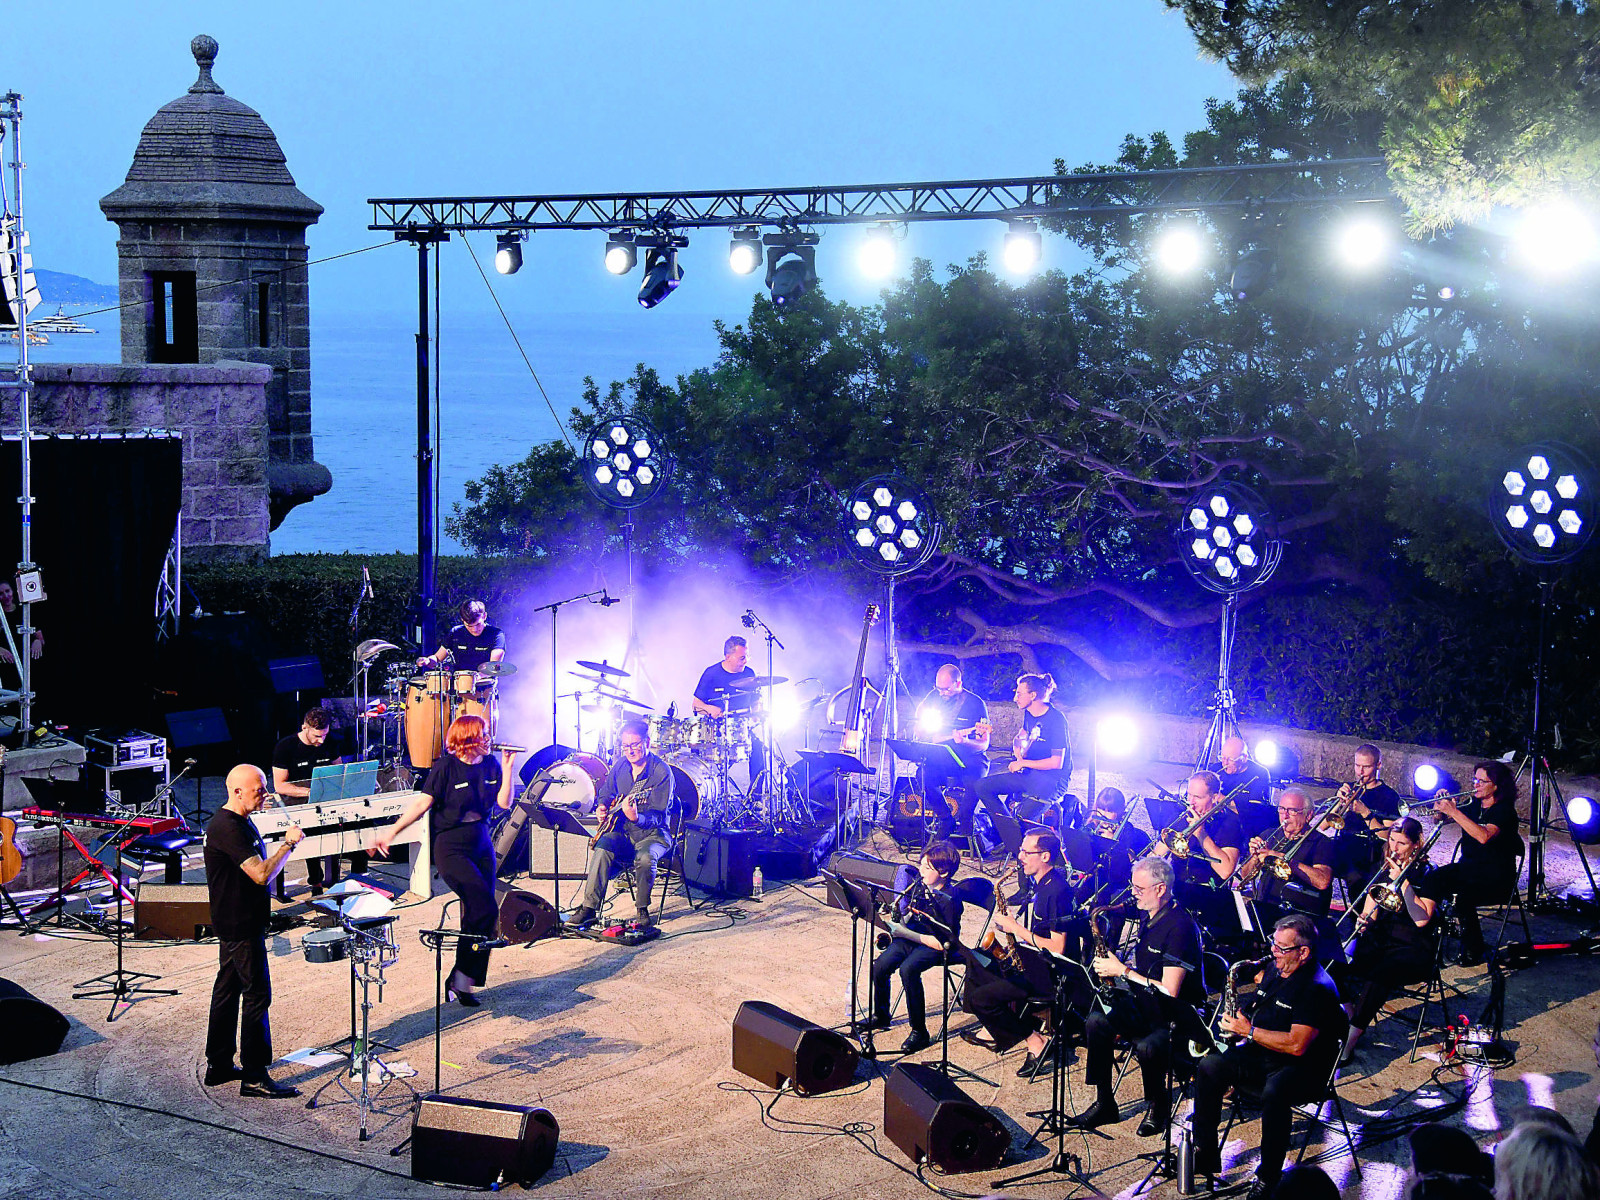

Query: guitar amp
left=84, top=729, right=167, bottom=768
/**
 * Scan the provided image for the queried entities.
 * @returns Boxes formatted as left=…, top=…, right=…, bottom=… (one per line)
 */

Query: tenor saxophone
left=979, top=869, right=1025, bottom=975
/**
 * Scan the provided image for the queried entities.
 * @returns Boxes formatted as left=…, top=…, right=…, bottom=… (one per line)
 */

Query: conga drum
left=403, top=670, right=452, bottom=768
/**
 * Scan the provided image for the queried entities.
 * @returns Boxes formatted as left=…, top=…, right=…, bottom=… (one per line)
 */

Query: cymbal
left=731, top=675, right=789, bottom=689
left=479, top=661, right=518, bottom=677
left=580, top=695, right=653, bottom=713
left=576, top=659, right=631, bottom=678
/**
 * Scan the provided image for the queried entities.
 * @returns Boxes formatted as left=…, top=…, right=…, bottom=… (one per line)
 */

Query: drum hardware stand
left=311, top=924, right=399, bottom=1074
left=994, top=963, right=1095, bottom=1192
left=307, top=915, right=412, bottom=1141
left=72, top=837, right=177, bottom=1021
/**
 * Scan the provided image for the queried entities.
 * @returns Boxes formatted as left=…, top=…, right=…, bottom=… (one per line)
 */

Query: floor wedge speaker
left=884, top=1061, right=1008, bottom=1174
left=0, top=977, right=70, bottom=1064
left=496, top=886, right=560, bottom=944
left=731, top=1000, right=859, bottom=1096
left=410, top=1094, right=559, bottom=1187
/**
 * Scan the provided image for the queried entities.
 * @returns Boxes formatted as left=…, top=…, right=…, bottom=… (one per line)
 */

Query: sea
left=19, top=305, right=727, bottom=555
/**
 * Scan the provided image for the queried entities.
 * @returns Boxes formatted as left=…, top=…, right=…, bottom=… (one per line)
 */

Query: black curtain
left=0, top=436, right=183, bottom=734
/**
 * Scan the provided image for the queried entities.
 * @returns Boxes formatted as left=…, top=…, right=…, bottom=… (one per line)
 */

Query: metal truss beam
left=370, top=158, right=1390, bottom=234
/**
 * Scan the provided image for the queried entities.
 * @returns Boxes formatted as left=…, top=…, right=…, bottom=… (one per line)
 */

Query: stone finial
left=189, top=35, right=223, bottom=94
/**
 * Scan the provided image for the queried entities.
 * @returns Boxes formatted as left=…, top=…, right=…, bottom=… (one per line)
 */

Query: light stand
left=1196, top=593, right=1242, bottom=771
left=399, top=229, right=448, bottom=654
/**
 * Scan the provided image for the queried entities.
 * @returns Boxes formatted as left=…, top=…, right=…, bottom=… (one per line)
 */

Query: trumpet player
left=1333, top=817, right=1439, bottom=1065
left=1070, top=856, right=1205, bottom=1136
left=866, top=840, right=964, bottom=1054
left=1427, top=760, right=1523, bottom=967
left=1246, top=787, right=1335, bottom=916
left=1332, top=744, right=1403, bottom=900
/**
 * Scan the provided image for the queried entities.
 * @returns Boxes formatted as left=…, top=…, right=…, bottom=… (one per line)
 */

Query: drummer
left=418, top=599, right=507, bottom=672
left=692, top=636, right=767, bottom=782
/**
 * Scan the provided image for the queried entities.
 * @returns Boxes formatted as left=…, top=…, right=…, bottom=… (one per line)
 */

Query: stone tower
left=99, top=34, right=331, bottom=529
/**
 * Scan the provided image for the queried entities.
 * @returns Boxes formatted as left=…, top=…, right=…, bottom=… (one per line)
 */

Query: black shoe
left=240, top=1075, right=301, bottom=1100
left=1019, top=1048, right=1057, bottom=1078
left=632, top=909, right=654, bottom=929
left=1456, top=946, right=1485, bottom=967
left=446, top=986, right=481, bottom=1008
left=1245, top=1174, right=1277, bottom=1200
left=203, top=1063, right=243, bottom=1087
left=1067, top=1099, right=1120, bottom=1128
left=862, top=1015, right=892, bottom=1032
left=1136, top=1109, right=1170, bottom=1138
left=900, top=1030, right=933, bottom=1053
left=565, top=906, right=597, bottom=929
left=959, top=1028, right=999, bottom=1050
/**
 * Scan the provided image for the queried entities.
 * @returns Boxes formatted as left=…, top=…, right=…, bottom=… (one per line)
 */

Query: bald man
left=203, top=765, right=303, bottom=1099
left=1208, top=736, right=1271, bottom=809
left=915, top=663, right=990, bottom=837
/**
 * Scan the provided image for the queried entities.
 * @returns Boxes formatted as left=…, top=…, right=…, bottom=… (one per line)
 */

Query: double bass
left=836, top=604, right=880, bottom=756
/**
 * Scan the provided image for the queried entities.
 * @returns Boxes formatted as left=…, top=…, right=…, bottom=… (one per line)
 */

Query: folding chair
left=1219, top=1051, right=1363, bottom=1181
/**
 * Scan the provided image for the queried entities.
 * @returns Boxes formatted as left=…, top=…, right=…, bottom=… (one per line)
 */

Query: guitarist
left=566, top=719, right=676, bottom=931
left=917, top=663, right=990, bottom=838
left=958, top=672, right=1069, bottom=846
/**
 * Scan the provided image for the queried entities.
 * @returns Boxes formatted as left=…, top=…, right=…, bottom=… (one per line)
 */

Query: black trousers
left=1193, top=1044, right=1324, bottom=1181
left=434, top=823, right=498, bottom=987
left=952, top=767, right=1062, bottom=839
left=1084, top=999, right=1174, bottom=1114
left=206, top=936, right=272, bottom=1074
left=1335, top=939, right=1436, bottom=1030
left=307, top=849, right=371, bottom=889
left=1427, top=862, right=1515, bottom=954
left=959, top=946, right=1058, bottom=1052
left=872, top=940, right=945, bottom=1034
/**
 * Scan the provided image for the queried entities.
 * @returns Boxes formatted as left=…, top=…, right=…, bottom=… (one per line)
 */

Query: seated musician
left=1081, top=786, right=1153, bottom=899
left=1246, top=787, right=1335, bottom=917
left=1072, top=855, right=1205, bottom=1136
left=958, top=673, right=1069, bottom=847
left=866, top=839, right=963, bottom=1054
left=1334, top=817, right=1439, bottom=1064
left=1153, top=771, right=1244, bottom=931
left=270, top=707, right=363, bottom=896
left=417, top=598, right=507, bottom=671
left=1209, top=735, right=1271, bottom=809
left=1426, top=760, right=1522, bottom=966
left=1331, top=743, right=1403, bottom=901
left=915, top=664, right=990, bottom=838
left=692, top=635, right=765, bottom=783
left=1192, top=913, right=1346, bottom=1200
left=565, top=720, right=675, bottom=931
left=960, top=828, right=1074, bottom=1077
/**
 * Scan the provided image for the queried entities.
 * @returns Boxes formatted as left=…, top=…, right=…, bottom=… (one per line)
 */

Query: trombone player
left=1242, top=787, right=1335, bottom=917
left=1152, top=771, right=1244, bottom=938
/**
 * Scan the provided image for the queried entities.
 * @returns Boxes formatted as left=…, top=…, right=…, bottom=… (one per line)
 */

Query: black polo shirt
left=1244, top=961, right=1345, bottom=1073
left=204, top=808, right=270, bottom=941
left=1360, top=864, right=1442, bottom=958
left=1210, top=761, right=1271, bottom=808
left=422, top=754, right=503, bottom=833
left=1258, top=827, right=1337, bottom=910
left=1133, top=902, right=1206, bottom=1008
left=596, top=753, right=675, bottom=834
left=1338, top=782, right=1402, bottom=836
left=918, top=688, right=989, bottom=772
left=1176, top=807, right=1245, bottom=887
left=271, top=732, right=339, bottom=786
left=443, top=623, right=506, bottom=671
left=1014, top=868, right=1073, bottom=937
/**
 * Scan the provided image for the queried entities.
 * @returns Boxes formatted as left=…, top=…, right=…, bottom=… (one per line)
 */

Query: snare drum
left=302, top=927, right=350, bottom=964
left=537, top=752, right=610, bottom=814
left=719, top=714, right=754, bottom=759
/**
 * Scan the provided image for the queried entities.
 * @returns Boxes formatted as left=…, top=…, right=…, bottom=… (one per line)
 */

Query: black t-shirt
left=1090, top=821, right=1153, bottom=892
left=901, top=879, right=963, bottom=950
left=1460, top=799, right=1522, bottom=876
left=596, top=753, right=675, bottom=834
left=1176, top=807, right=1245, bottom=888
left=1244, top=961, right=1345, bottom=1073
left=1012, top=705, right=1070, bottom=779
left=1014, top=868, right=1073, bottom=936
left=271, top=733, right=340, bottom=787
left=918, top=688, right=989, bottom=771
left=694, top=661, right=757, bottom=713
left=1259, top=828, right=1337, bottom=908
left=1337, top=782, right=1403, bottom=836
left=1134, top=903, right=1207, bottom=1008
left=1210, top=761, right=1270, bottom=808
left=1359, top=863, right=1442, bottom=958
left=422, top=754, right=504, bottom=833
left=204, top=808, right=270, bottom=941
left=443, top=623, right=506, bottom=671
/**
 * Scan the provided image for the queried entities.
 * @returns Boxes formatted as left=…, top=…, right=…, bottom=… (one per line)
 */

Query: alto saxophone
left=979, top=869, right=1025, bottom=976
left=1189, top=954, right=1270, bottom=1058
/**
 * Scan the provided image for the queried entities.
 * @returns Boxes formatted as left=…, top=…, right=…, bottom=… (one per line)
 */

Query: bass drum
left=664, top=751, right=710, bottom=825
left=540, top=752, right=610, bottom=815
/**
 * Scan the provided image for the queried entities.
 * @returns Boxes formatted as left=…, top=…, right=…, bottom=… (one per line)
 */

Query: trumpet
left=1325, top=777, right=1376, bottom=823
left=1084, top=805, right=1133, bottom=842
left=1399, top=788, right=1475, bottom=815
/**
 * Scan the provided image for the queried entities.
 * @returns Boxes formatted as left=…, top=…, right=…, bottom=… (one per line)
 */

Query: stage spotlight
left=1003, top=220, right=1042, bottom=274
left=637, top=242, right=684, bottom=309
left=1175, top=481, right=1282, bottom=595
left=859, top=224, right=897, bottom=279
left=1512, top=200, right=1599, bottom=275
left=580, top=413, right=670, bottom=509
left=843, top=475, right=940, bottom=576
left=729, top=227, right=763, bottom=276
left=1154, top=226, right=1205, bottom=275
left=1335, top=215, right=1389, bottom=271
left=1096, top=714, right=1140, bottom=759
left=1566, top=795, right=1600, bottom=845
left=770, top=689, right=802, bottom=734
left=1229, top=245, right=1276, bottom=301
left=1255, top=739, right=1279, bottom=769
left=604, top=233, right=638, bottom=276
left=765, top=232, right=819, bottom=308
left=494, top=232, right=525, bottom=275
left=917, top=706, right=946, bottom=736
left=1253, top=739, right=1300, bottom=784
left=1411, top=763, right=1458, bottom=802
left=1491, top=442, right=1595, bottom=566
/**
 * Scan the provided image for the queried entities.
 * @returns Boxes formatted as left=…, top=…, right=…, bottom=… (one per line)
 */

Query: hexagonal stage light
left=844, top=475, right=941, bottom=576
left=580, top=413, right=669, bottom=510
left=1493, top=442, right=1595, bottom=566
left=1175, top=481, right=1283, bottom=594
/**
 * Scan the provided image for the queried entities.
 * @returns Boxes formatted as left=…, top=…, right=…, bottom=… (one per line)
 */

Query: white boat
left=26, top=305, right=97, bottom=334
left=0, top=328, right=48, bottom=345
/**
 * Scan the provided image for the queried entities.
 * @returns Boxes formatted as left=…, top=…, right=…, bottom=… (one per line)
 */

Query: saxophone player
left=1070, top=856, right=1205, bottom=1136
left=1333, top=817, right=1440, bottom=1065
left=959, top=829, right=1075, bottom=1077
left=1244, top=787, right=1336, bottom=917
left=864, top=840, right=964, bottom=1054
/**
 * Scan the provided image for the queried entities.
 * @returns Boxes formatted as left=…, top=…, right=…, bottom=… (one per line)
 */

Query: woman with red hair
left=372, top=714, right=514, bottom=1005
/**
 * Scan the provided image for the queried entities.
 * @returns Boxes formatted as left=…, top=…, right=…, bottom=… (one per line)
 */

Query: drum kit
left=353, top=638, right=518, bottom=770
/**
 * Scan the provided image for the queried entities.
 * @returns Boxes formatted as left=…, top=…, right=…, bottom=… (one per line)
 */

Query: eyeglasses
left=1129, top=882, right=1154, bottom=895
left=1018, top=847, right=1046, bottom=857
left=1269, top=941, right=1305, bottom=957
left=619, top=741, right=647, bottom=752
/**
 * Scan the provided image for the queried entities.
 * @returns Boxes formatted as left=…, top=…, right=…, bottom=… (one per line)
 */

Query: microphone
left=492, top=742, right=528, bottom=754
left=599, top=592, right=621, bottom=607
left=741, top=610, right=756, bottom=629
left=666, top=701, right=676, bottom=720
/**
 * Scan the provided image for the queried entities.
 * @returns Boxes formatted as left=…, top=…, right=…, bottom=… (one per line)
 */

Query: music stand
left=268, top=654, right=326, bottom=738
left=795, top=749, right=871, bottom=855
left=886, top=738, right=964, bottom=841
left=165, top=707, right=232, bottom=821
left=1144, top=795, right=1186, bottom=838
left=527, top=805, right=592, bottom=914
left=821, top=867, right=906, bottom=1057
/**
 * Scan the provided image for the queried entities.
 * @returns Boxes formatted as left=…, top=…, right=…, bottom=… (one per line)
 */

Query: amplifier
left=134, top=884, right=212, bottom=940
left=84, top=729, right=167, bottom=768
left=683, top=824, right=755, bottom=898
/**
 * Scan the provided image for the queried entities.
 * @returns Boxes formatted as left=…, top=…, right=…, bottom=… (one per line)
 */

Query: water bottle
left=751, top=865, right=764, bottom=899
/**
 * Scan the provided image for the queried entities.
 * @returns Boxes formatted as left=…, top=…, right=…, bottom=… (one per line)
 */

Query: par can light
left=1492, top=442, right=1595, bottom=566
left=1174, top=481, right=1282, bottom=595
left=843, top=475, right=940, bottom=576
left=581, top=413, right=669, bottom=510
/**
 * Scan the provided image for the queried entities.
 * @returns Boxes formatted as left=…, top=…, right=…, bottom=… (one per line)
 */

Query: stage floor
left=0, top=817, right=1597, bottom=1199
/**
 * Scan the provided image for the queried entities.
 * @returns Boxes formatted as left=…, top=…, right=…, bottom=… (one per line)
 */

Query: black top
left=1357, top=863, right=1441, bottom=958
left=270, top=733, right=340, bottom=785
left=1089, top=820, right=1153, bottom=893
left=1337, top=782, right=1403, bottom=836
left=595, top=753, right=675, bottom=834
left=1459, top=799, right=1523, bottom=876
left=442, top=623, right=506, bottom=672
left=422, top=754, right=504, bottom=834
left=900, top=878, right=963, bottom=950
left=694, top=661, right=758, bottom=713
left=204, top=808, right=270, bottom=941
left=1133, top=902, right=1207, bottom=1008
left=1012, top=705, right=1070, bottom=779
left=1175, top=807, right=1245, bottom=888
left=1244, top=961, right=1345, bottom=1073
left=918, top=688, right=989, bottom=772
left=1014, top=868, right=1074, bottom=936
left=1210, top=761, right=1271, bottom=808
left=1258, top=828, right=1337, bottom=908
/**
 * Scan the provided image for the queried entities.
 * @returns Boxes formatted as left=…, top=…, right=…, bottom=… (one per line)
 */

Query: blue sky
left=11, top=2, right=1239, bottom=319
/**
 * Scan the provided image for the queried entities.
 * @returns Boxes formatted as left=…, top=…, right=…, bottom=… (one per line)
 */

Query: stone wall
left=14, top=361, right=272, bottom=562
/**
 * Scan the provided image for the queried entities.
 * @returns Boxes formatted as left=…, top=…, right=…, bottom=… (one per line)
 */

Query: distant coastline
left=33, top=269, right=118, bottom=306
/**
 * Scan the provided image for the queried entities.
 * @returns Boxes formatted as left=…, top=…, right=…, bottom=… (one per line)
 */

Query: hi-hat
left=576, top=659, right=631, bottom=678
left=479, top=661, right=518, bottom=677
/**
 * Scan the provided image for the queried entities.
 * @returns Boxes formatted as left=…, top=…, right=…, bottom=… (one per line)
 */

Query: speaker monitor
left=731, top=1000, right=859, bottom=1096
left=884, top=1061, right=1008, bottom=1174
left=134, top=883, right=212, bottom=940
left=496, top=886, right=559, bottom=945
left=0, top=977, right=70, bottom=1064
left=410, top=1094, right=559, bottom=1187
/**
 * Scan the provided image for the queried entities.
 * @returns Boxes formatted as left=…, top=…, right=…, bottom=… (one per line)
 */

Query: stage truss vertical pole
left=1, top=94, right=35, bottom=747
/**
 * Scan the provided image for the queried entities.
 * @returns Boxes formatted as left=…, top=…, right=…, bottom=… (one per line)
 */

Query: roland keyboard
left=252, top=790, right=432, bottom=898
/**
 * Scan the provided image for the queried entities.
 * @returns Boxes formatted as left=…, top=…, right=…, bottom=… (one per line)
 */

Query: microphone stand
left=532, top=588, right=612, bottom=747
left=742, top=609, right=789, bottom=826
